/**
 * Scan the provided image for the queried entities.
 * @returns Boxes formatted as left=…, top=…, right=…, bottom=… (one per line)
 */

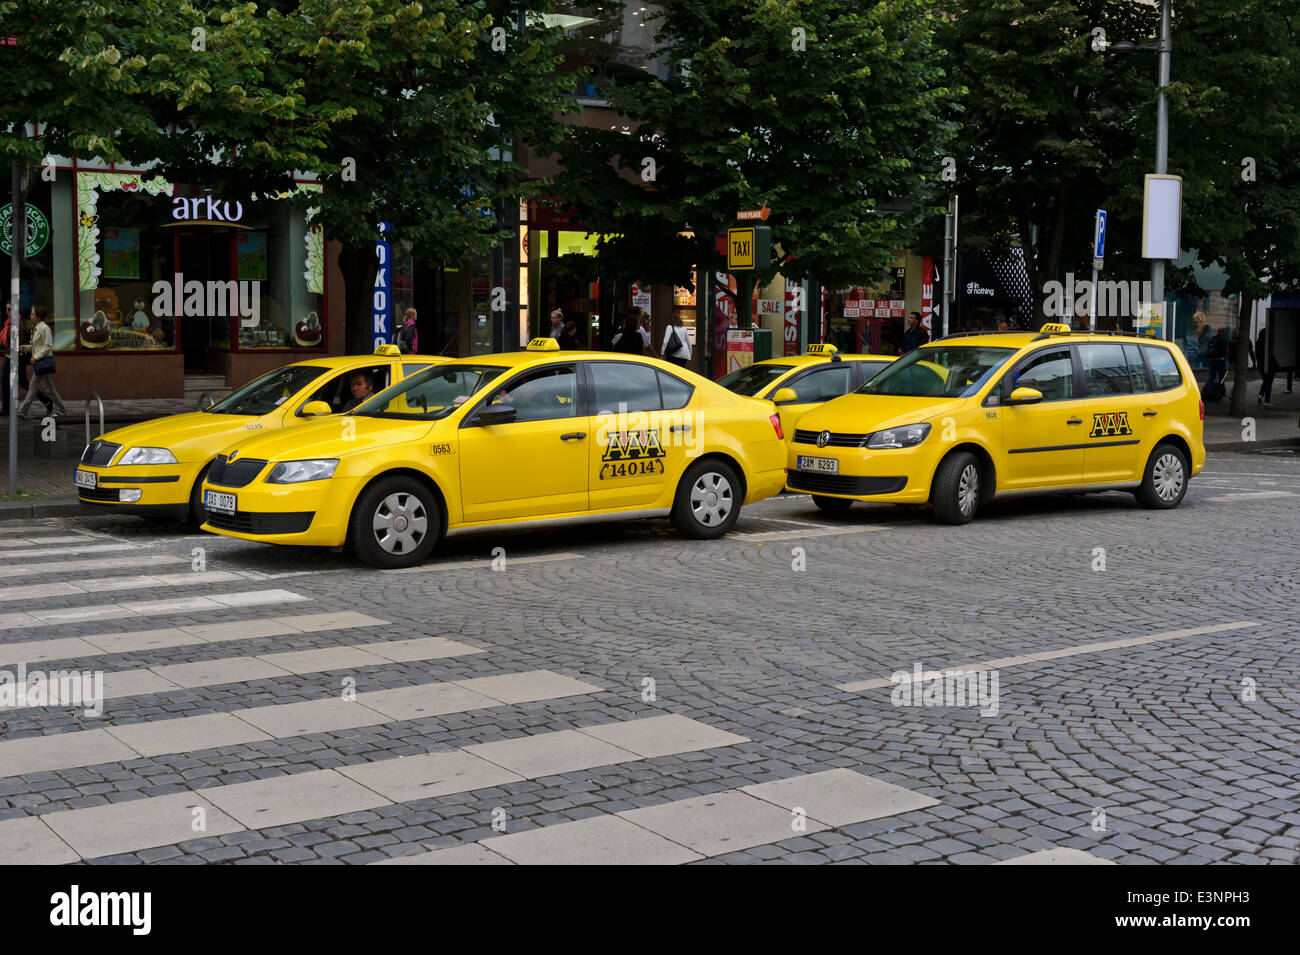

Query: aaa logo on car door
left=1090, top=411, right=1133, bottom=437
left=600, top=429, right=666, bottom=479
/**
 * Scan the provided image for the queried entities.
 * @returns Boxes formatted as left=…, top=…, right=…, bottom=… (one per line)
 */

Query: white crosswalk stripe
left=0, top=554, right=188, bottom=579
left=0, top=588, right=310, bottom=631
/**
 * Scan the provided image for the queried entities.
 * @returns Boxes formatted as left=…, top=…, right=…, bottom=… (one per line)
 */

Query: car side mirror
left=300, top=400, right=333, bottom=416
left=1006, top=386, right=1044, bottom=405
left=771, top=387, right=798, bottom=405
left=473, top=405, right=518, bottom=426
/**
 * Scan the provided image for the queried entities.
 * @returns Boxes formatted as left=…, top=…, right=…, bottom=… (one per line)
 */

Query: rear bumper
left=744, top=466, right=788, bottom=505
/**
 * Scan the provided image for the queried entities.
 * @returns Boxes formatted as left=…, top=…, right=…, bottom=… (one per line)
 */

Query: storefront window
left=2, top=177, right=62, bottom=344
left=76, top=172, right=325, bottom=364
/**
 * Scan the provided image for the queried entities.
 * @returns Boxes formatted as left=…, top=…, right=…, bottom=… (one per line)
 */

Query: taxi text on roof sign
left=806, top=343, right=838, bottom=355
left=1039, top=323, right=1072, bottom=334
left=526, top=337, right=561, bottom=351
left=374, top=343, right=401, bottom=356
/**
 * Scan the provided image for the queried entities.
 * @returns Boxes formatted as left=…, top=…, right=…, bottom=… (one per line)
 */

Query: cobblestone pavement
left=0, top=450, right=1297, bottom=865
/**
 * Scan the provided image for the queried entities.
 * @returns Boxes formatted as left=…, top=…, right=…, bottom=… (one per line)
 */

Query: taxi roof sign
left=1039, top=323, right=1072, bottom=334
left=806, top=343, right=838, bottom=355
left=526, top=337, right=561, bottom=351
left=374, top=343, right=401, bottom=356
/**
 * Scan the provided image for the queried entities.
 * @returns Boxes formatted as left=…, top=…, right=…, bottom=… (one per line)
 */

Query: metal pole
left=8, top=147, right=24, bottom=497
left=1089, top=266, right=1098, bottom=331
left=1151, top=0, right=1172, bottom=323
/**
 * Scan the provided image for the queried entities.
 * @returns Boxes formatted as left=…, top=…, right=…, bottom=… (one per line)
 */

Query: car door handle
left=1143, top=410, right=1158, bottom=417
left=560, top=432, right=587, bottom=441
left=1066, top=418, right=1083, bottom=425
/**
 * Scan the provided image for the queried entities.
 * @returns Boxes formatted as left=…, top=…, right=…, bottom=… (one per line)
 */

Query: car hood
left=796, top=394, right=967, bottom=433
left=215, top=415, right=439, bottom=462
left=96, top=413, right=274, bottom=462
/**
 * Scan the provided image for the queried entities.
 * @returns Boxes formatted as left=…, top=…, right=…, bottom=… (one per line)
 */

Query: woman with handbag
left=660, top=315, right=692, bottom=368
left=19, top=306, right=67, bottom=418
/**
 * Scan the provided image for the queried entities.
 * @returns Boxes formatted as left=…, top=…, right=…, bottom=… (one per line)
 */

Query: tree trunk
left=1229, top=291, right=1255, bottom=419
left=337, top=242, right=379, bottom=356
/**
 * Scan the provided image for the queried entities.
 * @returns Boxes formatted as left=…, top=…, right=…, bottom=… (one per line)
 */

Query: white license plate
left=798, top=455, right=839, bottom=474
left=73, top=469, right=97, bottom=489
left=204, top=490, right=236, bottom=515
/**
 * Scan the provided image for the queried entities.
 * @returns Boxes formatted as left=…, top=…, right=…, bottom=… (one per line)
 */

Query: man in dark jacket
left=901, top=312, right=929, bottom=353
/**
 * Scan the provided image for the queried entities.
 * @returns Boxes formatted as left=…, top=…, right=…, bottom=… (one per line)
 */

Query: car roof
left=286, top=354, right=446, bottom=370
left=930, top=331, right=1178, bottom=349
left=751, top=354, right=894, bottom=368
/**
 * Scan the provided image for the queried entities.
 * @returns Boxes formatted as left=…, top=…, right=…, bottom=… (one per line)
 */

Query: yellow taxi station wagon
left=73, top=346, right=444, bottom=523
left=787, top=325, right=1206, bottom=523
left=199, top=339, right=789, bottom=568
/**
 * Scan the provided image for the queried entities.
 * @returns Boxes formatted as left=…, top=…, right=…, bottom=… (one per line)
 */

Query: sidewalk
left=2, top=379, right=1296, bottom=520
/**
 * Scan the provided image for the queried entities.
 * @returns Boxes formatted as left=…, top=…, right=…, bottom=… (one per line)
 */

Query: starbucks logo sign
left=0, top=204, right=51, bottom=257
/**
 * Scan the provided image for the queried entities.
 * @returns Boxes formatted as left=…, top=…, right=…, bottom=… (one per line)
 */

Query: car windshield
left=717, top=364, right=796, bottom=397
left=353, top=364, right=508, bottom=420
left=857, top=346, right=1014, bottom=398
left=206, top=366, right=326, bottom=416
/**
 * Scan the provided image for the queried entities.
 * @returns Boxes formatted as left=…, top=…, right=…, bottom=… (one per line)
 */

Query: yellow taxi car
left=199, top=338, right=789, bottom=567
left=717, top=344, right=894, bottom=438
left=74, top=345, right=444, bottom=522
left=786, top=324, right=1205, bottom=522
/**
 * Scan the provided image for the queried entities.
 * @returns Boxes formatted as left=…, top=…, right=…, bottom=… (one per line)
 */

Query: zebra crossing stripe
left=0, top=554, right=188, bottom=580
left=0, top=713, right=749, bottom=862
left=379, top=768, right=939, bottom=865
left=0, top=589, right=310, bottom=631
left=0, top=670, right=603, bottom=778
left=0, top=543, right=139, bottom=560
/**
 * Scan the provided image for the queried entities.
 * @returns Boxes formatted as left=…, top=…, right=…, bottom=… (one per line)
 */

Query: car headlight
left=266, top=459, right=340, bottom=483
left=866, top=423, right=931, bottom=449
left=117, top=446, right=177, bottom=466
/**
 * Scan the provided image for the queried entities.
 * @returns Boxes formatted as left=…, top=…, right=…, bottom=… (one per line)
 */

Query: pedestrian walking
left=1, top=302, right=29, bottom=415
left=611, top=311, right=646, bottom=355
left=396, top=308, right=419, bottom=354
left=901, top=312, right=929, bottom=354
left=1205, top=326, right=1228, bottom=391
left=548, top=308, right=565, bottom=340
left=19, top=306, right=67, bottom=418
left=1254, top=325, right=1276, bottom=405
left=636, top=313, right=652, bottom=350
left=660, top=315, right=692, bottom=368
left=557, top=320, right=581, bottom=349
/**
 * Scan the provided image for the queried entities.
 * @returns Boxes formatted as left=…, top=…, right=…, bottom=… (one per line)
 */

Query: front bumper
left=74, top=461, right=198, bottom=516
left=785, top=442, right=937, bottom=503
left=200, top=476, right=361, bottom=547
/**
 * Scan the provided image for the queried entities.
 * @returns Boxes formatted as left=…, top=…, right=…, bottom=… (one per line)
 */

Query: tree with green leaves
left=551, top=0, right=957, bottom=329
left=1169, top=0, right=1300, bottom=417
left=933, top=0, right=1160, bottom=326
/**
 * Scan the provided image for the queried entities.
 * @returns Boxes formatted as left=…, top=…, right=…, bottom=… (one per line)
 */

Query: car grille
left=205, top=510, right=314, bottom=535
left=788, top=472, right=907, bottom=495
left=793, top=429, right=871, bottom=448
left=78, top=487, right=120, bottom=502
left=206, top=454, right=269, bottom=488
left=80, top=440, right=121, bottom=466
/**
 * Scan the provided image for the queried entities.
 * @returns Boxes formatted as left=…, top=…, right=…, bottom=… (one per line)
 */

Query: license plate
left=798, top=456, right=839, bottom=474
left=204, top=490, right=236, bottom=515
left=73, top=469, right=97, bottom=489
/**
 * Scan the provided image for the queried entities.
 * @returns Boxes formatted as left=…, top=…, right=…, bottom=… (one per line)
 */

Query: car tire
left=187, top=463, right=212, bottom=526
left=932, top=451, right=981, bottom=525
left=1134, top=442, right=1188, bottom=509
left=349, top=475, right=442, bottom=568
left=671, top=459, right=742, bottom=539
left=812, top=494, right=853, bottom=516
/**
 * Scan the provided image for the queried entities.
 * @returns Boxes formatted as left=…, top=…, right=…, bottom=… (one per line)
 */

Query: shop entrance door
left=177, top=228, right=235, bottom=373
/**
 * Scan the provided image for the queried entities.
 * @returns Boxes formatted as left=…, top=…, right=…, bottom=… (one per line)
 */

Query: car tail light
left=1199, top=400, right=1205, bottom=420
left=769, top=413, right=784, bottom=440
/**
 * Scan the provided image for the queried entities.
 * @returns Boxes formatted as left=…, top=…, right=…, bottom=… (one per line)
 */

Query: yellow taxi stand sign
left=526, top=337, right=561, bottom=351
left=726, top=225, right=771, bottom=272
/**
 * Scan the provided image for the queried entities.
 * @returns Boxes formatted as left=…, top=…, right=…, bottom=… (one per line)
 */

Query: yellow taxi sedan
left=74, top=346, right=444, bottom=523
left=717, top=344, right=894, bottom=438
left=199, top=339, right=789, bottom=567
left=787, top=324, right=1206, bottom=522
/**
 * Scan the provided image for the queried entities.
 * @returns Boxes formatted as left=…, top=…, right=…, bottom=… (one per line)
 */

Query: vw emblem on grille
left=228, top=450, right=239, bottom=461
left=816, top=431, right=831, bottom=448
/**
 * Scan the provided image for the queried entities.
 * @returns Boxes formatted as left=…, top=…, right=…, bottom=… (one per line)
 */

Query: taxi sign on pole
left=726, top=225, right=770, bottom=271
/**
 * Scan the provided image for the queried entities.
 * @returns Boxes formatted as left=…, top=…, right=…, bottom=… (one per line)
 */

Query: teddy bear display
left=79, top=309, right=111, bottom=348
left=92, top=288, right=122, bottom=326
left=294, top=311, right=323, bottom=347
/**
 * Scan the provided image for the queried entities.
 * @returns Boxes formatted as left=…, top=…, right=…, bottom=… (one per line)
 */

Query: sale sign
left=783, top=278, right=801, bottom=356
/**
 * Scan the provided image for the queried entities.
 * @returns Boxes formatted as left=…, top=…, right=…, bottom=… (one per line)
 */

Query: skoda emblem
left=816, top=431, right=831, bottom=448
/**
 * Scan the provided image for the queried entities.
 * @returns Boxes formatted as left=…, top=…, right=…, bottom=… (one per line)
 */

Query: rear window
left=1140, top=345, right=1183, bottom=390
